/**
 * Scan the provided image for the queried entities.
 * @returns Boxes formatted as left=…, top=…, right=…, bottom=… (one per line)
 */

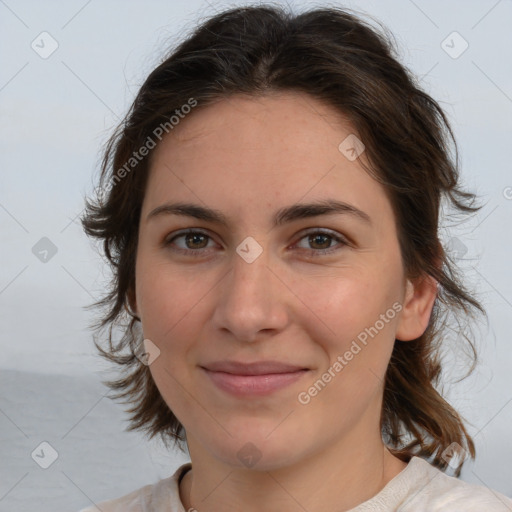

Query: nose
left=211, top=244, right=290, bottom=343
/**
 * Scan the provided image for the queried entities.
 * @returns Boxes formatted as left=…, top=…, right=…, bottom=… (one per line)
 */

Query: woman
left=79, top=4, right=512, bottom=511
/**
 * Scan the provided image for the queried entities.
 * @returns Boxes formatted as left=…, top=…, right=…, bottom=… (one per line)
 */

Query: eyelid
left=163, top=227, right=351, bottom=255
left=295, top=227, right=351, bottom=245
left=163, top=228, right=216, bottom=248
left=291, top=228, right=351, bottom=254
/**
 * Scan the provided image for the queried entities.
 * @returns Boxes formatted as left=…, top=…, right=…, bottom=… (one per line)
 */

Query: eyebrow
left=146, top=199, right=372, bottom=227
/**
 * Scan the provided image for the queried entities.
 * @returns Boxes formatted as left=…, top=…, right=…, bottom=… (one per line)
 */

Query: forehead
left=144, top=92, right=393, bottom=229
left=170, top=91, right=351, bottom=156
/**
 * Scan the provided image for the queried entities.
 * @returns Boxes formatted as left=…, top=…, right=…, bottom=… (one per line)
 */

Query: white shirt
left=78, top=456, right=512, bottom=511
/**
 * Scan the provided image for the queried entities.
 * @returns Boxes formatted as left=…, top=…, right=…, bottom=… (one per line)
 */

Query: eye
left=163, top=229, right=217, bottom=256
left=163, top=228, right=349, bottom=257
left=293, top=229, right=349, bottom=256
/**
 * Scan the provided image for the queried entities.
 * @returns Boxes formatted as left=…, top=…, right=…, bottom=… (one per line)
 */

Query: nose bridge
left=212, top=240, right=288, bottom=340
left=231, top=241, right=270, bottom=294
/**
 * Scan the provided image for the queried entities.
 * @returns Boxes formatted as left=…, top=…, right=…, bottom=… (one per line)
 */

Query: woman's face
left=132, top=91, right=432, bottom=470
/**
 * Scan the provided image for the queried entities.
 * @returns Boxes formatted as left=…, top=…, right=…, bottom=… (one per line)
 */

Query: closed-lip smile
left=200, top=360, right=310, bottom=396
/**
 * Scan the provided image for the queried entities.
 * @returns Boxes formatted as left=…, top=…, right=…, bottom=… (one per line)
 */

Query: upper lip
left=201, top=360, right=308, bottom=375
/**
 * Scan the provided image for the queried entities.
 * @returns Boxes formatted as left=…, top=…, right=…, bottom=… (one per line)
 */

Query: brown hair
left=81, top=4, right=485, bottom=476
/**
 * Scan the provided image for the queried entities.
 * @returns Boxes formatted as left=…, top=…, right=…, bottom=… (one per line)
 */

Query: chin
left=205, top=428, right=304, bottom=472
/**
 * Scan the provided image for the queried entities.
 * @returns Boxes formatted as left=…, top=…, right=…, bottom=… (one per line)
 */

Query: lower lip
left=202, top=368, right=308, bottom=397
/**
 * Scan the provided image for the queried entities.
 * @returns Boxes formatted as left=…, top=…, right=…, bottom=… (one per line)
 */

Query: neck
left=179, top=431, right=407, bottom=512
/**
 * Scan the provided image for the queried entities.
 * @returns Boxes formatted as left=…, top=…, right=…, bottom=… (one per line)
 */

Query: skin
left=129, top=91, right=438, bottom=512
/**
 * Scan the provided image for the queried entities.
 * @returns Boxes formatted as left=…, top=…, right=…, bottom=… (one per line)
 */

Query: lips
left=201, top=360, right=308, bottom=375
left=200, top=360, right=310, bottom=396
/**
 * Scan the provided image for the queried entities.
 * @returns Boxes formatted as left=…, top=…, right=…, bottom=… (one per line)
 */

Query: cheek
left=135, top=261, right=213, bottom=424
left=297, top=279, right=400, bottom=422
left=298, top=264, right=402, bottom=409
left=307, top=269, right=401, bottom=348
left=135, top=251, right=217, bottom=346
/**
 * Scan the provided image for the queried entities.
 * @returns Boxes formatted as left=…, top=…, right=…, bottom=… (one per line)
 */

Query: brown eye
left=294, top=230, right=349, bottom=256
left=164, top=230, right=216, bottom=256
left=308, top=233, right=332, bottom=250
left=182, top=232, right=209, bottom=249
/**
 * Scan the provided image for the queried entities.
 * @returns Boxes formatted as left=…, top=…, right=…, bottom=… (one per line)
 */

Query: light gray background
left=0, top=0, right=511, bottom=511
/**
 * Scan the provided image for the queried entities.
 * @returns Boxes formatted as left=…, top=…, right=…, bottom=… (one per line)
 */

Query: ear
left=395, top=274, right=438, bottom=341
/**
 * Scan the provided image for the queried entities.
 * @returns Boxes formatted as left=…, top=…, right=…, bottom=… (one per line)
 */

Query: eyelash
left=163, top=228, right=350, bottom=257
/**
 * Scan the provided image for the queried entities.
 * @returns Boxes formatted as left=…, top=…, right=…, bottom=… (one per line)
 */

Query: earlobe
left=395, top=275, right=438, bottom=342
